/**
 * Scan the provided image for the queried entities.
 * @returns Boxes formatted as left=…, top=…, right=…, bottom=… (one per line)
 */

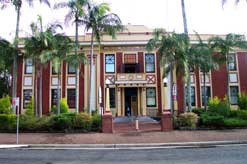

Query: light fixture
left=163, top=77, right=168, bottom=87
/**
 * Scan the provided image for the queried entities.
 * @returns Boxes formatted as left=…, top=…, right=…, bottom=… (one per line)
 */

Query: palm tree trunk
left=203, top=71, right=207, bottom=110
left=39, top=64, right=43, bottom=117
left=181, top=0, right=188, bottom=34
left=89, top=32, right=95, bottom=115
left=226, top=55, right=230, bottom=105
left=186, top=72, right=192, bottom=112
left=75, top=18, right=79, bottom=113
left=57, top=63, right=61, bottom=115
left=170, top=64, right=174, bottom=115
left=12, top=3, right=21, bottom=112
left=34, top=66, right=38, bottom=117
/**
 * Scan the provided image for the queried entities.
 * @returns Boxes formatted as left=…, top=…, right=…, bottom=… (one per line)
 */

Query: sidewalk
left=1, top=129, right=247, bottom=145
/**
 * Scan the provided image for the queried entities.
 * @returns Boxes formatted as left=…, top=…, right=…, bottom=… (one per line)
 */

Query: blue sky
left=0, top=0, right=247, bottom=41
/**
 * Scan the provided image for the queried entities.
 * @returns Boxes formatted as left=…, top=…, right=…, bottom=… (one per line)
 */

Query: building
left=16, top=25, right=247, bottom=116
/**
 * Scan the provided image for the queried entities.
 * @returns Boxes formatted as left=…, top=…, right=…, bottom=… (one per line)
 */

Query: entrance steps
left=113, top=116, right=161, bottom=133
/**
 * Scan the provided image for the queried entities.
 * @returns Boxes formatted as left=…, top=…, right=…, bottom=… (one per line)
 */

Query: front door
left=125, top=88, right=138, bottom=116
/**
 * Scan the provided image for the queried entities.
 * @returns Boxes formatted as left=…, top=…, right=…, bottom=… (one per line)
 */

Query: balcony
left=115, top=73, right=147, bottom=87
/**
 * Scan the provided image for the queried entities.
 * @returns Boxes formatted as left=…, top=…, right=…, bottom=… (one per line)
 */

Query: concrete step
left=114, top=122, right=161, bottom=133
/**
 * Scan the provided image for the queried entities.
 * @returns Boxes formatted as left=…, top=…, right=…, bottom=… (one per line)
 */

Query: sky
left=0, top=0, right=247, bottom=41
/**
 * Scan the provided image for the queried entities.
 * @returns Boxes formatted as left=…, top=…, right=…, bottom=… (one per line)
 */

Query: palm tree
left=54, top=0, right=89, bottom=113
left=78, top=2, right=123, bottom=114
left=209, top=33, right=247, bottom=105
left=190, top=33, right=222, bottom=110
left=147, top=30, right=190, bottom=114
left=0, top=38, right=17, bottom=97
left=24, top=16, right=63, bottom=116
left=0, top=0, right=50, bottom=112
left=222, top=0, right=244, bottom=7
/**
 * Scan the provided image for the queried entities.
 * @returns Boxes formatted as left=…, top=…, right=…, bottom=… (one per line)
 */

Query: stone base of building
left=161, top=110, right=173, bottom=131
left=102, top=111, right=113, bottom=133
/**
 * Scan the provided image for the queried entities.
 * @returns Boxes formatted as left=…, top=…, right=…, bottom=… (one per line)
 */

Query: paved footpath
left=1, top=129, right=247, bottom=144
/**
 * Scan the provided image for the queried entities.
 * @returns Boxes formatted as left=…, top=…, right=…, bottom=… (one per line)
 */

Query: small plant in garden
left=51, top=98, right=69, bottom=114
left=238, top=92, right=247, bottom=110
left=208, top=96, right=230, bottom=117
left=178, top=112, right=199, bottom=129
left=0, top=95, right=12, bottom=114
left=25, top=98, right=34, bottom=116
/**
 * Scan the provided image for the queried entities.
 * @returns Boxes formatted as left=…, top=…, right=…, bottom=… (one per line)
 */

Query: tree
left=147, top=30, right=190, bottom=114
left=190, top=33, right=222, bottom=110
left=222, top=0, right=245, bottom=7
left=0, top=38, right=16, bottom=97
left=54, top=0, right=89, bottom=113
left=0, top=0, right=50, bottom=112
left=78, top=2, right=123, bottom=114
left=209, top=33, right=247, bottom=105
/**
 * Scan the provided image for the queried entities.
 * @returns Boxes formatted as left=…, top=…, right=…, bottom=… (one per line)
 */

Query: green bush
left=25, top=98, right=34, bottom=116
left=19, top=115, right=39, bottom=131
left=229, top=110, right=247, bottom=119
left=50, top=113, right=75, bottom=131
left=208, top=96, right=230, bottom=117
left=51, top=98, right=69, bottom=114
left=74, top=112, right=91, bottom=130
left=200, top=112, right=225, bottom=127
left=238, top=92, right=247, bottom=110
left=192, top=108, right=205, bottom=116
left=91, top=114, right=101, bottom=131
left=0, top=96, right=12, bottom=114
left=0, top=114, right=16, bottom=131
left=178, top=112, right=199, bottom=129
left=224, top=118, right=247, bottom=128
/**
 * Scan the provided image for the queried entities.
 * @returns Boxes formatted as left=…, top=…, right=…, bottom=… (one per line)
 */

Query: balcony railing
left=115, top=73, right=147, bottom=85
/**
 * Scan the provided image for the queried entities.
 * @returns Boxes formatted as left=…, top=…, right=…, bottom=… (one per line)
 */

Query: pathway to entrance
left=113, top=116, right=161, bottom=133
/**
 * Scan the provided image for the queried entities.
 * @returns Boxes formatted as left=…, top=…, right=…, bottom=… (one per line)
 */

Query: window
left=145, top=53, right=155, bottom=73
left=25, top=59, right=33, bottom=74
left=230, top=86, right=239, bottom=105
left=201, top=86, right=211, bottom=106
left=51, top=89, right=60, bottom=106
left=186, top=86, right=196, bottom=106
left=68, top=64, right=76, bottom=74
left=105, top=54, right=115, bottom=73
left=67, top=89, right=76, bottom=108
left=146, top=88, right=156, bottom=107
left=109, top=88, right=116, bottom=108
left=228, top=53, right=237, bottom=71
left=23, top=89, right=32, bottom=109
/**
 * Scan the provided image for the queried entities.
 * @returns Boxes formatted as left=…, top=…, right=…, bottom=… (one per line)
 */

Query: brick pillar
left=161, top=110, right=173, bottom=131
left=102, top=111, right=113, bottom=133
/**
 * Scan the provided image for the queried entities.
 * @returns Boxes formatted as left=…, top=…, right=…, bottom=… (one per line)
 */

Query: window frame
left=228, top=53, right=237, bottom=71
left=67, top=63, right=76, bottom=74
left=67, top=88, right=76, bottom=108
left=146, top=87, right=156, bottom=107
left=145, top=53, right=155, bottom=73
left=24, top=58, right=33, bottom=74
left=230, top=86, right=239, bottom=105
left=201, top=86, right=211, bottom=106
left=105, top=54, right=115, bottom=73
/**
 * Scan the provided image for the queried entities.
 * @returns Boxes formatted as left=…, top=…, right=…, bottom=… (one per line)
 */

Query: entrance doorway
left=124, top=88, right=138, bottom=116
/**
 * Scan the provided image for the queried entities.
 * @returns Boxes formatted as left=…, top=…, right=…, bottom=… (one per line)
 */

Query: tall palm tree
left=147, top=30, right=190, bottom=114
left=209, top=33, right=247, bottom=105
left=78, top=2, right=123, bottom=114
left=54, top=0, right=89, bottom=113
left=190, top=33, right=222, bottom=110
left=24, top=16, right=63, bottom=116
left=0, top=0, right=50, bottom=112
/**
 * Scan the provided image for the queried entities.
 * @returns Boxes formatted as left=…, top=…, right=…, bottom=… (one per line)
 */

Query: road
left=0, top=145, right=247, bottom=164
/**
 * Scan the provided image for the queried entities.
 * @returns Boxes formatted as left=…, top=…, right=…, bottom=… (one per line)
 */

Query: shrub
left=25, top=98, right=34, bottom=116
left=238, top=92, right=247, bottom=110
left=224, top=118, right=247, bottom=128
left=200, top=112, right=224, bottom=127
left=178, top=112, right=199, bottom=129
left=50, top=113, right=75, bottom=131
left=19, top=115, right=39, bottom=131
left=192, top=108, right=205, bottom=116
left=91, top=114, right=101, bottom=131
left=208, top=96, right=230, bottom=117
left=0, top=114, right=16, bottom=131
left=74, top=112, right=92, bottom=130
left=229, top=110, right=247, bottom=119
left=51, top=98, right=69, bottom=114
left=0, top=96, right=12, bottom=114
